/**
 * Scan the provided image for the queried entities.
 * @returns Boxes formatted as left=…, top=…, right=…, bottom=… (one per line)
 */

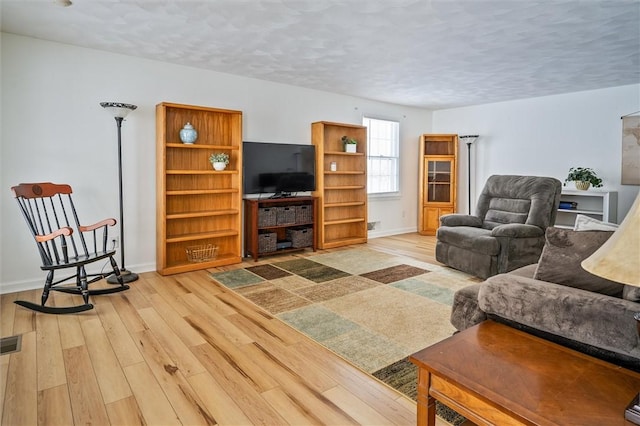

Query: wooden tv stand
left=244, top=196, right=317, bottom=261
left=410, top=320, right=640, bottom=426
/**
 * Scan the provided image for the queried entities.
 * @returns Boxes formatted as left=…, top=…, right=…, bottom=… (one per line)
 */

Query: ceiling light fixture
left=54, top=0, right=72, bottom=7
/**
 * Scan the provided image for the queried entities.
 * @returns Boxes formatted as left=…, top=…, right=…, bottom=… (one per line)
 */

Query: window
left=363, top=116, right=400, bottom=195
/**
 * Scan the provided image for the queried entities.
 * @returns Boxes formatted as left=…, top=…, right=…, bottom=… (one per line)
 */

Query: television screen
left=243, top=141, right=316, bottom=196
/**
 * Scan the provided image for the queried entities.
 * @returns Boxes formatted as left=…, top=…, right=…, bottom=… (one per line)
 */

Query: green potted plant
left=564, top=167, right=603, bottom=190
left=209, top=152, right=229, bottom=171
left=341, top=135, right=357, bottom=153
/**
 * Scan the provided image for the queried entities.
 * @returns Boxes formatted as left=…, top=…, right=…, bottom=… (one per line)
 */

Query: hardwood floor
left=1, top=233, right=451, bottom=426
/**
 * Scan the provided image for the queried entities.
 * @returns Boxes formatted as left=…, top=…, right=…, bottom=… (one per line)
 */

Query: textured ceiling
left=1, top=0, right=639, bottom=109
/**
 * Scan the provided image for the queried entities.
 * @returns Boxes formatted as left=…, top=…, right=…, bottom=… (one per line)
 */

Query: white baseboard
left=1, top=228, right=419, bottom=294
left=0, top=262, right=157, bottom=295
left=368, top=226, right=417, bottom=239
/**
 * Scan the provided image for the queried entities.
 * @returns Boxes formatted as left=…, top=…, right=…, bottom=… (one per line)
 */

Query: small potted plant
left=209, top=152, right=229, bottom=171
left=564, top=167, right=603, bottom=190
left=341, top=136, right=357, bottom=153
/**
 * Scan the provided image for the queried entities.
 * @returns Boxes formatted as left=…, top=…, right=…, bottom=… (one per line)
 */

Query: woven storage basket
left=286, top=227, right=313, bottom=248
left=185, top=244, right=218, bottom=262
left=258, top=232, right=277, bottom=253
left=295, top=205, right=313, bottom=224
left=276, top=206, right=297, bottom=225
left=258, top=207, right=277, bottom=227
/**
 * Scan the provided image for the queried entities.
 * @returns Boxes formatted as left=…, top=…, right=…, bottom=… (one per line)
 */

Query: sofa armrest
left=491, top=223, right=544, bottom=238
left=450, top=285, right=487, bottom=331
left=478, top=274, right=640, bottom=359
left=440, top=214, right=482, bottom=227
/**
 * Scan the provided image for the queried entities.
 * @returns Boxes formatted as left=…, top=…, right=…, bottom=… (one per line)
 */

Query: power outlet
left=111, top=236, right=119, bottom=249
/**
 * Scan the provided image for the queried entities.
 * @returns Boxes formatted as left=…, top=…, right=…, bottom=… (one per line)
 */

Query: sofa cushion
left=623, top=285, right=640, bottom=302
left=533, top=227, right=624, bottom=297
left=571, top=216, right=638, bottom=300
left=573, top=214, right=619, bottom=231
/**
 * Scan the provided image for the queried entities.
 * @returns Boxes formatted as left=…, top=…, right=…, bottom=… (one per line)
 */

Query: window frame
left=362, top=115, right=401, bottom=198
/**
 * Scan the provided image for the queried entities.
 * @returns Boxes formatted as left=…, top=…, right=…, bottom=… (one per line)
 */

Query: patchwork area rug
left=210, top=247, right=480, bottom=425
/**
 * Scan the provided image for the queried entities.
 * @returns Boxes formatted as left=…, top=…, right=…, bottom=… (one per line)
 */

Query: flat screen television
left=243, top=141, right=316, bottom=197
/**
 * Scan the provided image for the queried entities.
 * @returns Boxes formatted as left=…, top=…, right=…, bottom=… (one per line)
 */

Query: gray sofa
left=450, top=227, right=640, bottom=371
left=436, top=175, right=562, bottom=279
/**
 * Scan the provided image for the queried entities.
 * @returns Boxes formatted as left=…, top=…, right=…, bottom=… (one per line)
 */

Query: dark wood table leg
left=416, top=367, right=436, bottom=426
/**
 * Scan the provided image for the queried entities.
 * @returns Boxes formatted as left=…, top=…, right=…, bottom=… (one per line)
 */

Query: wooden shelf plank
left=324, top=218, right=366, bottom=225
left=166, top=170, right=238, bottom=175
left=166, top=229, right=239, bottom=243
left=321, top=237, right=367, bottom=249
left=324, top=202, right=366, bottom=208
left=325, top=151, right=365, bottom=156
left=166, top=209, right=238, bottom=220
left=258, top=221, right=314, bottom=230
left=159, top=253, right=242, bottom=275
left=166, top=189, right=239, bottom=195
left=324, top=185, right=366, bottom=190
left=166, top=143, right=239, bottom=150
left=325, top=171, right=365, bottom=175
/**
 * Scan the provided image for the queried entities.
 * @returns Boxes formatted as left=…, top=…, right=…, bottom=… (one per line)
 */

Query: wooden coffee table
left=409, top=320, right=640, bottom=426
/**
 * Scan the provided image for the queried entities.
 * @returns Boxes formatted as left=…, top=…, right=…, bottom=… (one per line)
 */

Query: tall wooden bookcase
left=418, top=134, right=458, bottom=235
left=156, top=102, right=243, bottom=275
left=312, top=121, right=368, bottom=249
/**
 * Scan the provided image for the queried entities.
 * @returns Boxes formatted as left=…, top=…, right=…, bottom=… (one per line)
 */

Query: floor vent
left=0, top=335, right=22, bottom=355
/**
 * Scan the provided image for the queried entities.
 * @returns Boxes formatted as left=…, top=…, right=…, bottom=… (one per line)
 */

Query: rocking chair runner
left=11, top=182, right=130, bottom=314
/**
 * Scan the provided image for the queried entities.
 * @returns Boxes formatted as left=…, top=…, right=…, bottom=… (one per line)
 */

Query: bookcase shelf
left=555, top=189, right=617, bottom=229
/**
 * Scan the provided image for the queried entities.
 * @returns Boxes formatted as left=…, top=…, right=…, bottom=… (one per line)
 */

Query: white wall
left=3, top=33, right=637, bottom=295
left=433, top=85, right=640, bottom=218
left=0, top=33, right=430, bottom=293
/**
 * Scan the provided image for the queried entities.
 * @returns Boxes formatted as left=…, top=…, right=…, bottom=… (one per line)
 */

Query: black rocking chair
left=11, top=182, right=130, bottom=314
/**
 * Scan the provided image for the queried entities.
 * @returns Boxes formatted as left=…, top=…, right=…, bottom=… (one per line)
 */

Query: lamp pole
left=100, top=102, right=139, bottom=284
left=459, top=135, right=479, bottom=214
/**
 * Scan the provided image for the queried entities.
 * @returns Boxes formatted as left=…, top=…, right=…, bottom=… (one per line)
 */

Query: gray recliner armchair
left=435, top=175, right=562, bottom=279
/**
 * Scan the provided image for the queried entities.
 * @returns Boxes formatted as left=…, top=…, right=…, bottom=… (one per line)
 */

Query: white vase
left=212, top=162, right=227, bottom=171
left=345, top=144, right=357, bottom=153
left=179, top=122, right=198, bottom=144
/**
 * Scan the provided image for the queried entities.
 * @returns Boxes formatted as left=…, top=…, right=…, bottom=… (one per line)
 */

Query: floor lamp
left=581, top=192, right=640, bottom=423
left=100, top=102, right=139, bottom=284
left=459, top=135, right=479, bottom=214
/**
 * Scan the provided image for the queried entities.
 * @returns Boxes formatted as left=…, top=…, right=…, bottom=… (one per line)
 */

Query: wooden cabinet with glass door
left=418, top=134, right=458, bottom=235
left=156, top=102, right=243, bottom=275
